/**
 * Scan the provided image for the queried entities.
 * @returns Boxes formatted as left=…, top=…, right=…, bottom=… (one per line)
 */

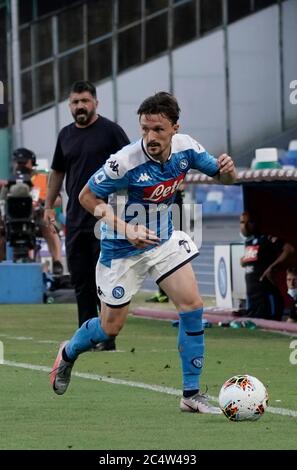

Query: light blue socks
left=178, top=308, right=204, bottom=392
left=65, top=317, right=110, bottom=361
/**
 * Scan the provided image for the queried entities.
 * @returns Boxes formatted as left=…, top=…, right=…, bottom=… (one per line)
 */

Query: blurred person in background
left=240, top=211, right=294, bottom=320
left=0, top=147, right=63, bottom=274
left=44, top=81, right=129, bottom=351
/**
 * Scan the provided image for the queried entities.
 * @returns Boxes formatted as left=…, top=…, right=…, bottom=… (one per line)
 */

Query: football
left=219, top=374, right=268, bottom=421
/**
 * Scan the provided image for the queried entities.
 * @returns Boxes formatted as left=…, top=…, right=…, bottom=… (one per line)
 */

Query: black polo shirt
left=51, top=115, right=129, bottom=231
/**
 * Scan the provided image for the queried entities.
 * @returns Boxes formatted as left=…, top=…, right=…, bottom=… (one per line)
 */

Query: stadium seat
left=251, top=148, right=281, bottom=169
left=280, top=150, right=297, bottom=167
left=219, top=198, right=236, bottom=214
left=202, top=200, right=220, bottom=214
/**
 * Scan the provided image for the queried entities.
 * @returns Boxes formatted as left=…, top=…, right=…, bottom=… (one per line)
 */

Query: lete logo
left=143, top=174, right=185, bottom=202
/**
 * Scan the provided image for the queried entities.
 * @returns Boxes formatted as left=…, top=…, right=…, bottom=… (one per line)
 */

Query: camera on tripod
left=3, top=148, right=39, bottom=261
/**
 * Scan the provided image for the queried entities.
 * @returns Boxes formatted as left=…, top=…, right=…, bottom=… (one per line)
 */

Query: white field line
left=0, top=333, right=175, bottom=351
left=2, top=359, right=297, bottom=418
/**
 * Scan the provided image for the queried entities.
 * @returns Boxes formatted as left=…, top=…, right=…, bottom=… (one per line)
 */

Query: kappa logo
left=97, top=286, right=104, bottom=296
left=137, top=173, right=152, bottom=183
left=108, top=160, right=119, bottom=176
left=143, top=173, right=185, bottom=202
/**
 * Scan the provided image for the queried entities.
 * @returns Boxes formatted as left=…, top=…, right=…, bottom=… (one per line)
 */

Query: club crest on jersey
left=191, top=357, right=203, bottom=369
left=179, top=158, right=188, bottom=170
left=112, top=286, right=125, bottom=299
left=143, top=173, right=185, bottom=203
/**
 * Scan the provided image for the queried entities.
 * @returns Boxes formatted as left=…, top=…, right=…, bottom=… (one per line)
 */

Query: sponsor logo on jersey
left=143, top=173, right=185, bottom=203
left=112, top=286, right=125, bottom=299
left=137, top=172, right=152, bottom=182
left=243, top=245, right=259, bottom=263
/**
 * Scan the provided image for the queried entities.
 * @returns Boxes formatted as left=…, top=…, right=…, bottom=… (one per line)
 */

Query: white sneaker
left=180, top=393, right=222, bottom=414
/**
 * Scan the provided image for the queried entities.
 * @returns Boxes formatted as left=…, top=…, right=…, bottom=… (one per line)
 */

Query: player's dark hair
left=137, top=92, right=180, bottom=124
left=287, top=267, right=297, bottom=276
left=69, top=80, right=97, bottom=98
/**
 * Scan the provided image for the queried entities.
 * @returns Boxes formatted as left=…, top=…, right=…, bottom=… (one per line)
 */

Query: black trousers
left=66, top=229, right=100, bottom=327
left=246, top=284, right=284, bottom=321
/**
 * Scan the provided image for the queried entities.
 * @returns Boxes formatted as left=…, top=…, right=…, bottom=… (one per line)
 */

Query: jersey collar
left=141, top=139, right=172, bottom=164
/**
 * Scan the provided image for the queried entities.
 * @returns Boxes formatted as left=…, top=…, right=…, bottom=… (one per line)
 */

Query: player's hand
left=44, top=208, right=57, bottom=234
left=260, top=266, right=276, bottom=284
left=217, top=153, right=235, bottom=175
left=125, top=223, right=160, bottom=248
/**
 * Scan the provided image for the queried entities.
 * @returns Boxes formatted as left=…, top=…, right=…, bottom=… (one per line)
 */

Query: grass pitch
left=0, top=298, right=296, bottom=450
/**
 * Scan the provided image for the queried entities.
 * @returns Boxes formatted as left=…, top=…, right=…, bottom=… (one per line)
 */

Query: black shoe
left=53, top=260, right=64, bottom=275
left=92, top=338, right=116, bottom=352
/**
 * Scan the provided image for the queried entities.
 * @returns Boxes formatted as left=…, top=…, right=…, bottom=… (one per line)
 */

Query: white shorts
left=95, top=230, right=199, bottom=307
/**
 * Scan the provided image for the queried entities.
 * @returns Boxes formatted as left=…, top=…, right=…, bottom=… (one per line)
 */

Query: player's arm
left=44, top=170, right=65, bottom=231
left=260, top=242, right=295, bottom=283
left=79, top=184, right=160, bottom=248
left=189, top=137, right=236, bottom=184
left=212, top=153, right=237, bottom=185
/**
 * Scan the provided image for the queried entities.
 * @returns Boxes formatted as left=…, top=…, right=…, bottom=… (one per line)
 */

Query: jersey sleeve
left=51, top=135, right=66, bottom=172
left=88, top=163, right=129, bottom=199
left=188, top=137, right=219, bottom=177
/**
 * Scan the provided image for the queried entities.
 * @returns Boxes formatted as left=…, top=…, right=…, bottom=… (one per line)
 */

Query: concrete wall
left=20, top=2, right=297, bottom=168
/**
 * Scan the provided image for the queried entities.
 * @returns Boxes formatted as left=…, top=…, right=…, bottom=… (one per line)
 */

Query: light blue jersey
left=88, top=133, right=219, bottom=266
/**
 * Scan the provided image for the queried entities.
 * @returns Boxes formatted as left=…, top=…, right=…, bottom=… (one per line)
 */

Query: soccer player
left=51, top=92, right=236, bottom=413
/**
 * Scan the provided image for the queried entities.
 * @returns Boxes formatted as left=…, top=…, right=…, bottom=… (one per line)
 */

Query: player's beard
left=147, top=143, right=162, bottom=158
left=74, top=109, right=95, bottom=126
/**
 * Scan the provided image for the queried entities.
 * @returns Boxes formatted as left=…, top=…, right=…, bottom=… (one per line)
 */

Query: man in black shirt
left=44, top=81, right=129, bottom=344
left=240, top=211, right=294, bottom=320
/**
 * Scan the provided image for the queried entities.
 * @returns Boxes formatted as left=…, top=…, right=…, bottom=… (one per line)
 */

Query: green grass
left=0, top=298, right=296, bottom=450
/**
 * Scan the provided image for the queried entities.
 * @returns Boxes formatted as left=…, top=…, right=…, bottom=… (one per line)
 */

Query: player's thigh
left=159, top=262, right=203, bottom=310
left=100, top=302, right=130, bottom=336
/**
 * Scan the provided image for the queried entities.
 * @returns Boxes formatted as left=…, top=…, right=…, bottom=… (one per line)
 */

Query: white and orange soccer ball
left=219, top=374, right=268, bottom=421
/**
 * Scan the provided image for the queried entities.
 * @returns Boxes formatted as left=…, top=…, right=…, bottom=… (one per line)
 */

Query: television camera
left=0, top=148, right=42, bottom=261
